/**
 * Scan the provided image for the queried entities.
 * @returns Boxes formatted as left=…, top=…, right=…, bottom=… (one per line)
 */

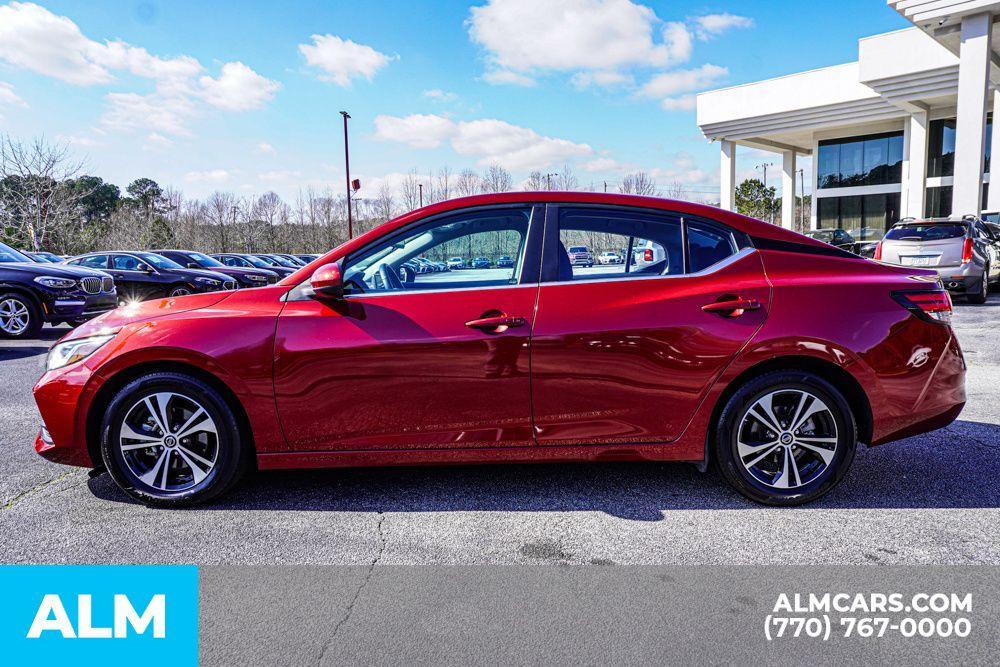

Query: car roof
left=281, top=191, right=840, bottom=284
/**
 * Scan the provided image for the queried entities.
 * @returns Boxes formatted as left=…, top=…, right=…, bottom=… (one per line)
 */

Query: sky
left=0, top=0, right=912, bottom=204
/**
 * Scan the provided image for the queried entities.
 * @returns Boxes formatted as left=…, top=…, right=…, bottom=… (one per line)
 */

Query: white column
left=720, top=140, right=736, bottom=210
left=953, top=12, right=993, bottom=215
left=810, top=141, right=819, bottom=229
left=902, top=110, right=929, bottom=219
left=989, top=89, right=1000, bottom=210
left=781, top=150, right=796, bottom=230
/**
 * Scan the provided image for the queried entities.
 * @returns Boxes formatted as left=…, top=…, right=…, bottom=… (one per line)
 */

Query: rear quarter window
left=885, top=224, right=966, bottom=241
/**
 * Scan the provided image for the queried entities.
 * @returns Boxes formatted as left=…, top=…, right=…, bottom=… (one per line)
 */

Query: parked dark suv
left=153, top=249, right=279, bottom=288
left=66, top=251, right=237, bottom=303
left=0, top=242, right=116, bottom=338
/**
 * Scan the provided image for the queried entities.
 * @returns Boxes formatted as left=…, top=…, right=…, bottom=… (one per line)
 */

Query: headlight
left=46, top=333, right=117, bottom=371
left=194, top=277, right=221, bottom=286
left=34, top=276, right=76, bottom=289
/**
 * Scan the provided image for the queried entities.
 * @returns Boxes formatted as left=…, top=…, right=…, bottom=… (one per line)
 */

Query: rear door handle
left=702, top=297, right=761, bottom=317
left=465, top=314, right=527, bottom=332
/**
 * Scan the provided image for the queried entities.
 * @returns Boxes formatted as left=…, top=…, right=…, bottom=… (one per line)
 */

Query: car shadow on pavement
left=0, top=346, right=49, bottom=361
left=86, top=419, right=1000, bottom=520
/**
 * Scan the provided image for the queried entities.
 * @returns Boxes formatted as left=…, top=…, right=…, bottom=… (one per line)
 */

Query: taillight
left=962, top=237, right=974, bottom=264
left=643, top=249, right=653, bottom=262
left=892, top=290, right=952, bottom=325
left=873, top=241, right=883, bottom=260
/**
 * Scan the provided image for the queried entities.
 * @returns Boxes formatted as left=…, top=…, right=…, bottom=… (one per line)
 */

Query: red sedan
left=32, top=193, right=966, bottom=506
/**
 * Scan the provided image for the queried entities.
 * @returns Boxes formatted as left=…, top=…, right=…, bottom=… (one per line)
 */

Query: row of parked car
left=399, top=255, right=515, bottom=281
left=0, top=242, right=321, bottom=338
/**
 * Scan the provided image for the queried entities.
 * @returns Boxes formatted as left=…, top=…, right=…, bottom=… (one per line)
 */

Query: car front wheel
left=100, top=372, right=248, bottom=507
left=0, top=293, right=42, bottom=339
left=714, top=370, right=857, bottom=506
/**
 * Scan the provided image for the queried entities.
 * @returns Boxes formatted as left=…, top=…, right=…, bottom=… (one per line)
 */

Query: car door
left=273, top=204, right=543, bottom=451
left=110, top=253, right=162, bottom=301
left=529, top=204, right=771, bottom=445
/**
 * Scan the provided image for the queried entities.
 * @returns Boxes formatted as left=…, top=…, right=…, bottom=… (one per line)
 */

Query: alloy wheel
left=119, top=391, right=220, bottom=492
left=169, top=287, right=192, bottom=297
left=736, top=389, right=838, bottom=489
left=0, top=297, right=30, bottom=336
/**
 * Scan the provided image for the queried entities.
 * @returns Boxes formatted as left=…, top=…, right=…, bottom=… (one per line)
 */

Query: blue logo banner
left=0, top=565, right=198, bottom=666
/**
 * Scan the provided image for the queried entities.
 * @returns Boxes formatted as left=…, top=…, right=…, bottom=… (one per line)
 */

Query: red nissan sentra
left=32, top=193, right=966, bottom=507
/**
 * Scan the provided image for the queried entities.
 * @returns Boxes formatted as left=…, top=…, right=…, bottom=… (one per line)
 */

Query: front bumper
left=33, top=361, right=97, bottom=467
left=41, top=291, right=117, bottom=322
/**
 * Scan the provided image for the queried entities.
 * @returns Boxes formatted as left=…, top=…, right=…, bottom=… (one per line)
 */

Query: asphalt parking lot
left=1, top=295, right=999, bottom=566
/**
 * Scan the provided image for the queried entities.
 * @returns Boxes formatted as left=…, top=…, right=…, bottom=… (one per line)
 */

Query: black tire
left=100, top=371, right=248, bottom=507
left=968, top=269, right=988, bottom=304
left=167, top=285, right=193, bottom=298
left=0, top=291, right=43, bottom=339
left=714, top=370, right=857, bottom=506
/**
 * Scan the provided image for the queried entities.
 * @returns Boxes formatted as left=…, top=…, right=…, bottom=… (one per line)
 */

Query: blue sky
left=0, top=0, right=911, bottom=203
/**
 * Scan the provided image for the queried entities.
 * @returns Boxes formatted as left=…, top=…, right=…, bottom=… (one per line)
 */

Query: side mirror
left=188, top=262, right=199, bottom=269
left=310, top=263, right=343, bottom=300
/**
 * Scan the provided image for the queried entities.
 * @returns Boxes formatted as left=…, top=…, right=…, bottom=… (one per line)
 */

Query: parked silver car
left=876, top=216, right=1000, bottom=303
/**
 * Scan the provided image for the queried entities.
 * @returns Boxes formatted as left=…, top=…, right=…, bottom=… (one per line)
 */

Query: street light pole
left=340, top=110, right=353, bottom=239
left=418, top=183, right=423, bottom=208
left=545, top=173, right=556, bottom=190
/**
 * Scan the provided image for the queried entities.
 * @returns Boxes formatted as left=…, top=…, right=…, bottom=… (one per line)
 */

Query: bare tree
left=204, top=191, right=237, bottom=252
left=525, top=171, right=546, bottom=191
left=618, top=172, right=658, bottom=196
left=555, top=164, right=578, bottom=191
left=401, top=170, right=421, bottom=212
left=481, top=163, right=513, bottom=193
left=0, top=135, right=88, bottom=250
left=455, top=168, right=481, bottom=197
left=373, top=181, right=395, bottom=222
left=435, top=166, right=452, bottom=201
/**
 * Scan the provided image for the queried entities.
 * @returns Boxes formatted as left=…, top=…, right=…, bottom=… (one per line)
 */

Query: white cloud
left=373, top=114, right=458, bottom=149
left=482, top=69, right=536, bottom=87
left=639, top=64, right=727, bottom=98
left=570, top=71, right=633, bottom=90
left=0, top=3, right=278, bottom=137
left=662, top=22, right=692, bottom=61
left=259, top=169, right=302, bottom=182
left=659, top=95, right=696, bottom=111
left=299, top=34, right=394, bottom=86
left=199, top=62, right=280, bottom=111
left=0, top=2, right=200, bottom=85
left=422, top=88, right=458, bottom=102
left=144, top=133, right=173, bottom=150
left=694, top=13, right=754, bottom=40
left=374, top=113, right=592, bottom=170
left=57, top=133, right=99, bottom=147
left=582, top=157, right=620, bottom=172
left=0, top=81, right=27, bottom=108
left=256, top=141, right=276, bottom=154
left=468, top=0, right=687, bottom=79
left=184, top=169, right=231, bottom=183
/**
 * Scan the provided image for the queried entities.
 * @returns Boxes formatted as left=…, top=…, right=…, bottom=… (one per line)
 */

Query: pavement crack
left=2, top=471, right=74, bottom=511
left=316, top=511, right=387, bottom=666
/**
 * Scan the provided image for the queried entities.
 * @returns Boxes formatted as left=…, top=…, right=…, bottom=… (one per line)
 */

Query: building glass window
left=817, top=131, right=904, bottom=189
left=927, top=119, right=955, bottom=178
left=816, top=193, right=900, bottom=239
left=925, top=186, right=953, bottom=218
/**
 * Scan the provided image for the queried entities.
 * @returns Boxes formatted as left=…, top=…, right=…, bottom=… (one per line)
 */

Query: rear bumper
left=928, top=265, right=982, bottom=293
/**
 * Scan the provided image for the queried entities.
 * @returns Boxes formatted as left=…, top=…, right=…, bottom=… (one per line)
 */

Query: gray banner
left=199, top=566, right=1000, bottom=665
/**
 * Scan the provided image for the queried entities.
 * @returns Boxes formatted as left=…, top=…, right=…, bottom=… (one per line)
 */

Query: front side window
left=343, top=206, right=532, bottom=294
left=112, top=255, right=149, bottom=271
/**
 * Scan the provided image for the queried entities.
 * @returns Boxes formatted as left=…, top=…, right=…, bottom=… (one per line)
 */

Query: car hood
left=2, top=262, right=109, bottom=279
left=65, top=290, right=234, bottom=342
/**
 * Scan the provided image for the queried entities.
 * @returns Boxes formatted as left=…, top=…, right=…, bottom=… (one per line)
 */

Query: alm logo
left=27, top=593, right=166, bottom=639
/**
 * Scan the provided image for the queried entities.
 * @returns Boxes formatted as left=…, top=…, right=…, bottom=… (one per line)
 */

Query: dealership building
left=697, top=1, right=1000, bottom=238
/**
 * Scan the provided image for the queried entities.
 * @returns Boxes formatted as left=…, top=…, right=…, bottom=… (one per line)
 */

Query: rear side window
left=76, top=255, right=108, bottom=269
left=687, top=222, right=738, bottom=273
left=555, top=208, right=683, bottom=281
left=885, top=224, right=966, bottom=241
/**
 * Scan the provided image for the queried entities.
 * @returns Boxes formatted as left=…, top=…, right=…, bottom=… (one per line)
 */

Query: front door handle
left=702, top=297, right=761, bottom=317
left=465, top=314, right=527, bottom=333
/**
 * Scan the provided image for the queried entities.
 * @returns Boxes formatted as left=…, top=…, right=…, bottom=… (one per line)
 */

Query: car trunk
left=881, top=223, right=968, bottom=268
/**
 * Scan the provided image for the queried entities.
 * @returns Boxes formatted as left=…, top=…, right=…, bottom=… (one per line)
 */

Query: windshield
left=243, top=255, right=273, bottom=268
left=885, top=224, right=966, bottom=241
left=267, top=255, right=297, bottom=267
left=0, top=242, right=32, bottom=263
left=568, top=246, right=588, bottom=253
left=188, top=252, right=225, bottom=268
left=137, top=252, right=184, bottom=269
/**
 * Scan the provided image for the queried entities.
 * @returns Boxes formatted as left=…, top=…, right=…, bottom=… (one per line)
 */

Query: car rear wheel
left=0, top=293, right=42, bottom=339
left=968, top=267, right=989, bottom=304
left=714, top=370, right=857, bottom=506
left=100, top=372, right=248, bottom=507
